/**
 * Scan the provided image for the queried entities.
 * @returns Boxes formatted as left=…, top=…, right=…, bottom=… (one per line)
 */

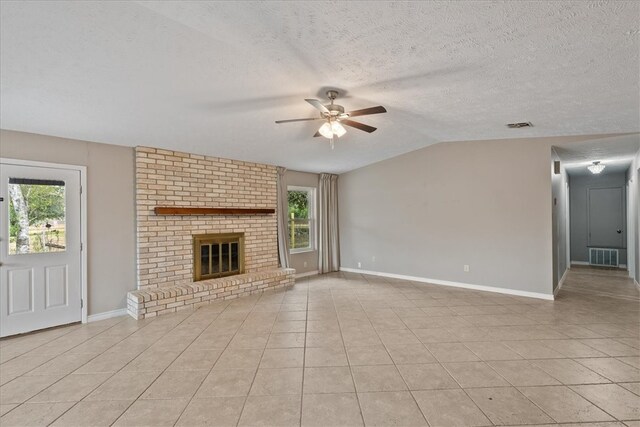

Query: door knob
left=616, top=229, right=622, bottom=234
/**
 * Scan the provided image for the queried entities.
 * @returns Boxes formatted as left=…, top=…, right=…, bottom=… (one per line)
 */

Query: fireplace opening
left=193, top=233, right=245, bottom=281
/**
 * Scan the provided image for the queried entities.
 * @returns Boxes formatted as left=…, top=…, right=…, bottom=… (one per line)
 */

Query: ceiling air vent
left=506, top=122, right=533, bottom=128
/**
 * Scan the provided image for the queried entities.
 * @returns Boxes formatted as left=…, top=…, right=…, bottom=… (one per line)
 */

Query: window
left=8, top=178, right=66, bottom=255
left=288, top=186, right=315, bottom=253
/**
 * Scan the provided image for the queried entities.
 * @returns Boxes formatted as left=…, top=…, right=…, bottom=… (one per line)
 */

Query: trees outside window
left=8, top=180, right=66, bottom=254
left=287, top=186, right=315, bottom=253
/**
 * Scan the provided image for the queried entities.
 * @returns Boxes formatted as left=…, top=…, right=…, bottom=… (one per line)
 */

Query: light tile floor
left=1, top=268, right=639, bottom=426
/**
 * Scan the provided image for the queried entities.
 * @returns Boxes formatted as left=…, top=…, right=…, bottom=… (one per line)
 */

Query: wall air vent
left=589, top=248, right=619, bottom=267
left=506, top=122, right=533, bottom=128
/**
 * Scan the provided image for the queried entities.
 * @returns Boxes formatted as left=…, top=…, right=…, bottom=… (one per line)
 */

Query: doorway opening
left=551, top=135, right=640, bottom=299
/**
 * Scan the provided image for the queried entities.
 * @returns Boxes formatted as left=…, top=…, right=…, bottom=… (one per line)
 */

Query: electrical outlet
left=303, top=261, right=307, bottom=268
left=357, top=262, right=362, bottom=268
left=464, top=265, right=470, bottom=272
left=372, top=256, right=376, bottom=263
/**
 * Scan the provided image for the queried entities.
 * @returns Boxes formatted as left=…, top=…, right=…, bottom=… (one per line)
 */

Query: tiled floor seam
left=0, top=318, right=124, bottom=372
left=2, top=316, right=148, bottom=420
left=332, top=284, right=367, bottom=427
left=360, top=276, right=431, bottom=427
left=297, top=278, right=309, bottom=426
left=79, top=310, right=218, bottom=426
left=566, top=384, right=628, bottom=422
left=233, top=297, right=286, bottom=426
left=156, top=312, right=233, bottom=426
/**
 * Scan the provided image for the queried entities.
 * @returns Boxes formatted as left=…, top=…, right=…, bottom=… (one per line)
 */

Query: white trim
left=635, top=279, right=639, bottom=290
left=295, top=270, right=319, bottom=279
left=572, top=260, right=628, bottom=270
left=88, top=308, right=127, bottom=323
left=290, top=248, right=315, bottom=255
left=554, top=268, right=568, bottom=297
left=80, top=167, right=87, bottom=323
left=340, top=267, right=555, bottom=301
left=1, top=157, right=88, bottom=323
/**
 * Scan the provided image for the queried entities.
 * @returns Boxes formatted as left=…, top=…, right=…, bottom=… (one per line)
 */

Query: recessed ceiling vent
left=506, top=122, right=533, bottom=128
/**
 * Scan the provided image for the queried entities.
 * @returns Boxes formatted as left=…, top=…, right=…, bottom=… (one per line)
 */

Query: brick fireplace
left=127, top=146, right=294, bottom=319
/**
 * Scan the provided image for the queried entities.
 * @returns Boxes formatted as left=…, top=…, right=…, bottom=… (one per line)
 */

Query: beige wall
left=285, top=170, right=319, bottom=275
left=0, top=129, right=136, bottom=315
left=338, top=135, right=615, bottom=297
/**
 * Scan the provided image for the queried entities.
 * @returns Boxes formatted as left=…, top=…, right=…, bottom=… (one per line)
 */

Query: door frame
left=1, top=157, right=88, bottom=324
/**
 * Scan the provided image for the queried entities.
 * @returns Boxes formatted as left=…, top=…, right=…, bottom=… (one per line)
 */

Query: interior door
left=588, top=187, right=624, bottom=248
left=0, top=163, right=82, bottom=337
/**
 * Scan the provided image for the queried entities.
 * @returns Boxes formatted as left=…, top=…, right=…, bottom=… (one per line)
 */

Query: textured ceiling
left=555, top=133, right=639, bottom=176
left=1, top=1, right=639, bottom=173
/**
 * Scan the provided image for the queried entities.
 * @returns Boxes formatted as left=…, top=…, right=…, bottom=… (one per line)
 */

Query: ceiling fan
left=275, top=90, right=387, bottom=149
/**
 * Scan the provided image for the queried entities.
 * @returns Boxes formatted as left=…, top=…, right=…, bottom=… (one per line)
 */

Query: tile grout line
left=168, top=300, right=261, bottom=426
left=233, top=290, right=289, bottom=427
left=298, top=277, right=310, bottom=426
left=4, top=316, right=156, bottom=421
left=69, top=310, right=211, bottom=426
left=0, top=269, right=637, bottom=426
left=0, top=317, right=127, bottom=374
left=107, top=310, right=221, bottom=426
left=384, top=280, right=495, bottom=426
left=333, top=280, right=367, bottom=427
left=2, top=316, right=150, bottom=420
left=76, top=307, right=225, bottom=425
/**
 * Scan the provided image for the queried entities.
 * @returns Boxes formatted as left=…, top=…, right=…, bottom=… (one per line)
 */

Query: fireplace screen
left=193, top=233, right=244, bottom=281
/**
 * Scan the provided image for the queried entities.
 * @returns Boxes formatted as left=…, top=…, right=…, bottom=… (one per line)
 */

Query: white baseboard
left=88, top=308, right=127, bottom=323
left=554, top=269, right=568, bottom=297
left=572, top=261, right=627, bottom=269
left=635, top=279, right=640, bottom=290
left=295, top=270, right=319, bottom=279
left=340, top=267, right=554, bottom=301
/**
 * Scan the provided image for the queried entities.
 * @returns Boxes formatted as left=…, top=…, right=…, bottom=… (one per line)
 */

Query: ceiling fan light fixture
left=318, top=122, right=334, bottom=139
left=318, top=121, right=347, bottom=139
left=332, top=121, right=346, bottom=137
left=587, top=161, right=605, bottom=174
left=275, top=91, right=386, bottom=147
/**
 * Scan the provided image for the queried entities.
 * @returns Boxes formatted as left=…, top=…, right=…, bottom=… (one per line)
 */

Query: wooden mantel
left=154, top=206, right=275, bottom=215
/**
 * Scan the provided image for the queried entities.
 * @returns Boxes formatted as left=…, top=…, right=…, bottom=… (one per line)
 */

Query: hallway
left=559, top=266, right=640, bottom=301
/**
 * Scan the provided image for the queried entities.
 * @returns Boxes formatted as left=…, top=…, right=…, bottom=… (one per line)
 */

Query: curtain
left=276, top=167, right=290, bottom=268
left=318, top=173, right=340, bottom=273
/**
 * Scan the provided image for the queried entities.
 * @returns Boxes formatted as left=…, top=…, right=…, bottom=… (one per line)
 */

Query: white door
left=0, top=163, right=82, bottom=337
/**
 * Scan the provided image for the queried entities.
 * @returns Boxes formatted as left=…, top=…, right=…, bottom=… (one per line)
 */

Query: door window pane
left=8, top=178, right=66, bottom=255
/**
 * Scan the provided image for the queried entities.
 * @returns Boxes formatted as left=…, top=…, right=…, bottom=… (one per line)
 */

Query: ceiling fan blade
left=275, top=117, right=322, bottom=124
left=347, top=106, right=387, bottom=117
left=313, top=131, right=321, bottom=137
left=341, top=119, right=377, bottom=133
left=305, top=99, right=330, bottom=113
